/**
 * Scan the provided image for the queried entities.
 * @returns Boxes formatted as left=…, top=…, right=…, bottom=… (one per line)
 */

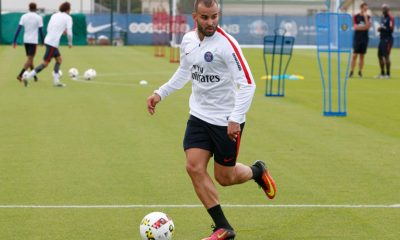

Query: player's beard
left=197, top=22, right=217, bottom=37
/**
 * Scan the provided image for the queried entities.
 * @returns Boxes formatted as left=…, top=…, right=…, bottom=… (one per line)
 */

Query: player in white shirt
left=13, top=2, right=44, bottom=83
left=146, top=1, right=276, bottom=239
left=24, top=2, right=73, bottom=87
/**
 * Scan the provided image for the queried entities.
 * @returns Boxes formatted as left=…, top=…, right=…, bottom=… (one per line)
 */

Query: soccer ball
left=139, top=212, right=175, bottom=240
left=68, top=68, right=79, bottom=79
left=139, top=80, right=148, bottom=85
left=84, top=68, right=96, bottom=80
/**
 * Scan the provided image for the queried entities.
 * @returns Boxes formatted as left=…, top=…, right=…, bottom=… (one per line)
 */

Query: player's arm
left=13, top=16, right=25, bottom=48
left=13, top=25, right=23, bottom=48
left=352, top=15, right=360, bottom=30
left=39, top=27, right=44, bottom=45
left=224, top=39, right=256, bottom=141
left=66, top=17, right=73, bottom=47
left=364, top=15, right=371, bottom=30
left=353, top=14, right=369, bottom=31
left=389, top=15, right=395, bottom=32
left=39, top=17, right=44, bottom=45
left=147, top=66, right=191, bottom=115
left=147, top=42, right=191, bottom=115
left=357, top=14, right=371, bottom=31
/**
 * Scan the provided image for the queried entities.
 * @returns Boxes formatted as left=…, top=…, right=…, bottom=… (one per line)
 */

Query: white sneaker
left=375, top=74, right=385, bottom=79
left=53, top=72, right=65, bottom=87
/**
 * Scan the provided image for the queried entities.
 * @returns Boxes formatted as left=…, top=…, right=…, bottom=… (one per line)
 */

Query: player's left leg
left=386, top=57, right=391, bottom=78
left=214, top=162, right=252, bottom=186
left=385, top=39, right=393, bottom=78
left=349, top=53, right=358, bottom=78
left=357, top=41, right=368, bottom=78
left=377, top=41, right=386, bottom=78
left=359, top=54, right=365, bottom=77
left=26, top=55, right=39, bottom=82
left=211, top=123, right=252, bottom=186
left=16, top=57, right=32, bottom=82
left=23, top=45, right=54, bottom=86
left=211, top=124, right=276, bottom=199
left=17, top=44, right=36, bottom=82
left=30, top=45, right=38, bottom=81
left=214, top=160, right=276, bottom=200
left=53, top=55, right=66, bottom=87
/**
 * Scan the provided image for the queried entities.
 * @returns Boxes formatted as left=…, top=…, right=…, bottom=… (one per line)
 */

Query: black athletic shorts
left=183, top=115, right=245, bottom=167
left=43, top=44, right=61, bottom=62
left=24, top=43, right=37, bottom=56
left=378, top=38, right=393, bottom=58
left=353, top=40, right=368, bottom=54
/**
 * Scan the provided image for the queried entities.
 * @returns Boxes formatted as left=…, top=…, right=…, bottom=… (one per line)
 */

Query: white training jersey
left=155, top=27, right=256, bottom=126
left=19, top=12, right=43, bottom=44
left=44, top=12, right=73, bottom=48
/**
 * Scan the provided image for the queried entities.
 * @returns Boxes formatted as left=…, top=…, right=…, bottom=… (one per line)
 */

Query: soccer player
left=349, top=2, right=370, bottom=78
left=23, top=1, right=73, bottom=87
left=377, top=4, right=394, bottom=79
left=13, top=2, right=44, bottom=83
left=146, top=1, right=276, bottom=239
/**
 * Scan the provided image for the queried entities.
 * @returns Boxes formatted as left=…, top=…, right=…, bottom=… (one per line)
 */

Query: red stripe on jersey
left=216, top=27, right=253, bottom=84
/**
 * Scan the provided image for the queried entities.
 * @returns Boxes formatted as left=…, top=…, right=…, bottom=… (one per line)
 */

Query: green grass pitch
left=0, top=45, right=399, bottom=239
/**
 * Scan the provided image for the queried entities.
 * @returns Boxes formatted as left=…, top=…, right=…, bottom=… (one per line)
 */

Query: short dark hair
left=59, top=1, right=71, bottom=12
left=29, top=2, right=37, bottom=12
left=360, top=2, right=368, bottom=9
left=194, top=0, right=219, bottom=12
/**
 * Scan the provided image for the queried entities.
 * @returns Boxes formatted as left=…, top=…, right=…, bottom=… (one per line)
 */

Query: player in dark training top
left=349, top=2, right=370, bottom=78
left=377, top=4, right=394, bottom=79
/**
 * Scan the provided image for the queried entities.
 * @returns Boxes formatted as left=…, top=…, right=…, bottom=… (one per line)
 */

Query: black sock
left=54, top=62, right=60, bottom=74
left=207, top=204, right=233, bottom=230
left=18, top=68, right=25, bottom=77
left=35, top=64, right=46, bottom=74
left=251, top=165, right=263, bottom=180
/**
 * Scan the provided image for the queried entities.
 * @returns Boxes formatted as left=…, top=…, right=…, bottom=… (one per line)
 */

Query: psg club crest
left=204, top=51, right=214, bottom=62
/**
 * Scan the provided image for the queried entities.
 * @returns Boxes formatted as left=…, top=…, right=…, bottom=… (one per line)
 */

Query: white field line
left=0, top=204, right=399, bottom=209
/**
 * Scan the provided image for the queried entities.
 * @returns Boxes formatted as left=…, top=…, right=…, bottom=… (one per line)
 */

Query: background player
left=24, top=1, right=73, bottom=87
left=349, top=2, right=370, bottom=78
left=146, top=0, right=276, bottom=239
left=13, top=2, right=44, bottom=83
left=377, top=4, right=394, bottom=79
